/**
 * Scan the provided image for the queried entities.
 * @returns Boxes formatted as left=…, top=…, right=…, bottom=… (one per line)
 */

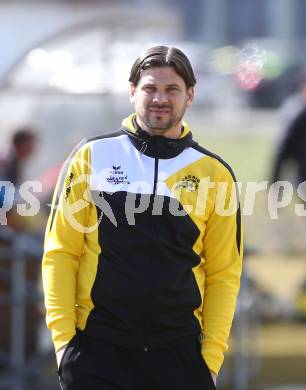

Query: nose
left=152, top=92, right=168, bottom=104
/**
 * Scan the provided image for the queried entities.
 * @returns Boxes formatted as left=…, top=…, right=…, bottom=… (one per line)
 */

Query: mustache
left=148, top=104, right=172, bottom=110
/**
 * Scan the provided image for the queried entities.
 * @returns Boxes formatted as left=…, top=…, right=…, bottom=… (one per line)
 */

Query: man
left=271, top=86, right=306, bottom=320
left=42, top=46, right=243, bottom=390
left=271, top=91, right=306, bottom=191
left=0, top=128, right=37, bottom=186
left=0, top=128, right=37, bottom=227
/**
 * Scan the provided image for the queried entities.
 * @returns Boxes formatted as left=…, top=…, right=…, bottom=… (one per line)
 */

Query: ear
left=129, top=83, right=136, bottom=104
left=186, top=86, right=194, bottom=107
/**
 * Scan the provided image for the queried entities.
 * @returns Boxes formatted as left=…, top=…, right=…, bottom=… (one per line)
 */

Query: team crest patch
left=174, top=175, right=200, bottom=192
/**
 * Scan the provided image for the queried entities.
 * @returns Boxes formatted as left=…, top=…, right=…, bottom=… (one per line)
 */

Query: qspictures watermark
left=0, top=181, right=42, bottom=225
left=1, top=178, right=306, bottom=229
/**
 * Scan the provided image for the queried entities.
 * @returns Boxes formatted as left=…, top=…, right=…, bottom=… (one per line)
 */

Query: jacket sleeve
left=201, top=162, right=243, bottom=375
left=42, top=144, right=92, bottom=352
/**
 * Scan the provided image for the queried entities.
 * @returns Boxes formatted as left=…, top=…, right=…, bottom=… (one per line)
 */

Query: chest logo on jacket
left=106, top=165, right=130, bottom=186
left=174, top=175, right=200, bottom=192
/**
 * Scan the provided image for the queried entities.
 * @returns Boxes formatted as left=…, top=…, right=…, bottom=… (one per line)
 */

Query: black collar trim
left=120, top=121, right=195, bottom=159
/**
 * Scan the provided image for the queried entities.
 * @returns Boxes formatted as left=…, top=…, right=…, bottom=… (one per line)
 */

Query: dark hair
left=12, top=127, right=36, bottom=148
left=129, top=46, right=196, bottom=89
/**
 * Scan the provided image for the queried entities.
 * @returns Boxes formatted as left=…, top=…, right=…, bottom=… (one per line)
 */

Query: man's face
left=130, top=66, right=194, bottom=138
left=16, top=138, right=37, bottom=160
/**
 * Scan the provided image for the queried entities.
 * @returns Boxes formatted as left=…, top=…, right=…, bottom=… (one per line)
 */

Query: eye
left=168, top=86, right=180, bottom=93
left=143, top=85, right=155, bottom=92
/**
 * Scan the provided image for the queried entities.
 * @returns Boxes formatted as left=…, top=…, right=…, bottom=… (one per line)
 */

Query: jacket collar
left=120, top=113, right=194, bottom=159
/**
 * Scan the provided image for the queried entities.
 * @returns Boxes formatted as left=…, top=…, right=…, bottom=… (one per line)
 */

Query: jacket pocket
left=57, top=333, right=77, bottom=376
left=198, top=351, right=217, bottom=389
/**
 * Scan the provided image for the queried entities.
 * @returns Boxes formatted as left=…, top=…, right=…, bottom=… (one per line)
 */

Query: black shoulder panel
left=191, top=141, right=242, bottom=255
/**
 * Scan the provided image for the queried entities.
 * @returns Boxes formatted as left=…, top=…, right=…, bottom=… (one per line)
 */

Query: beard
left=139, top=104, right=186, bottom=132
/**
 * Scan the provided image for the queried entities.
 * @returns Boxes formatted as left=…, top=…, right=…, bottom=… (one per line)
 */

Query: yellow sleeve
left=201, top=163, right=243, bottom=374
left=42, top=144, right=91, bottom=352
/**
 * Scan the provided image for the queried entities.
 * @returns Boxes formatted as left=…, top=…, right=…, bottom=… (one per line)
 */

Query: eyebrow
left=141, top=82, right=181, bottom=88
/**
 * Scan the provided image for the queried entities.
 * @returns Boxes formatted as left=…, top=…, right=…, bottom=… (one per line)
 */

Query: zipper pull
left=140, top=141, right=148, bottom=153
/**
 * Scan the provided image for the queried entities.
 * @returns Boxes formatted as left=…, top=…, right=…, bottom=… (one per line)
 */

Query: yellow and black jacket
left=42, top=114, right=243, bottom=375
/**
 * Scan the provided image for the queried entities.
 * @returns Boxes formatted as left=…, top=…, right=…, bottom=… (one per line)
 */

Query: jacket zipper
left=144, top=157, right=159, bottom=352
left=153, top=158, right=159, bottom=195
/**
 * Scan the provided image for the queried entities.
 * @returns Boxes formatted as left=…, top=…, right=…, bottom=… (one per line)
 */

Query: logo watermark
left=1, top=176, right=306, bottom=230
